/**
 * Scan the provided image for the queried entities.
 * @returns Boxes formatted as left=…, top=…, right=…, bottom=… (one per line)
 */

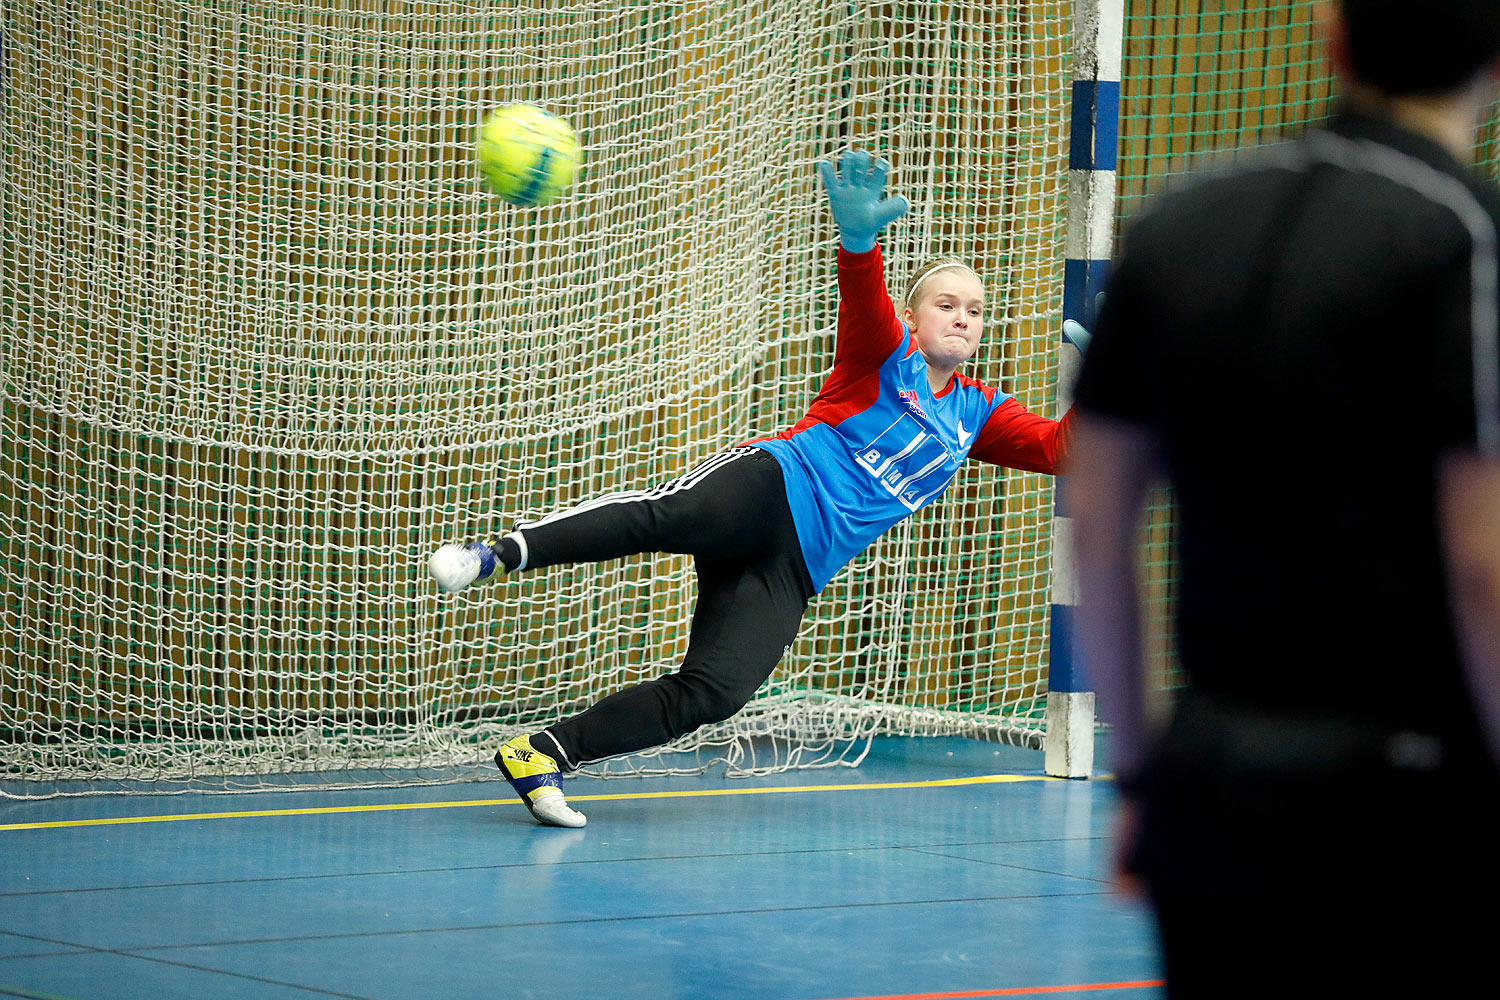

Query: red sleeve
left=968, top=398, right=1074, bottom=475
left=833, top=245, right=907, bottom=369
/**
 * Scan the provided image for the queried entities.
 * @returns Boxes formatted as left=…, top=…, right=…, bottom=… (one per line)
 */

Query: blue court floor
left=0, top=737, right=1163, bottom=1000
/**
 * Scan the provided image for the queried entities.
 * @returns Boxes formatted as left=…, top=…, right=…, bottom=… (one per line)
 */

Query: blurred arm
left=1067, top=412, right=1162, bottom=787
left=1438, top=451, right=1500, bottom=768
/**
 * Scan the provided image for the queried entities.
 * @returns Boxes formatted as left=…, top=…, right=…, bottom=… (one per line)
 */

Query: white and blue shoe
left=428, top=541, right=500, bottom=593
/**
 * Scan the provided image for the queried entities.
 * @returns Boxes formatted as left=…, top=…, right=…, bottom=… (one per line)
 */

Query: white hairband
left=906, top=262, right=981, bottom=305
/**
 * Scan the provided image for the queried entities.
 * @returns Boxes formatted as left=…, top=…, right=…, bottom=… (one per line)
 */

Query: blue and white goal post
left=1044, top=0, right=1123, bottom=779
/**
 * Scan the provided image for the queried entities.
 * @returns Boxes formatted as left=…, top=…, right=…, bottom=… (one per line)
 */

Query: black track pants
left=512, top=446, right=814, bottom=768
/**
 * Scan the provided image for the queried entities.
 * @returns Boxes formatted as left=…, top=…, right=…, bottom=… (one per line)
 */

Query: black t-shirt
left=1075, top=110, right=1500, bottom=738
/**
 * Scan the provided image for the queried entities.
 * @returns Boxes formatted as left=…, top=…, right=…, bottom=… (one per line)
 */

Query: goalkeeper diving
left=431, top=150, right=1081, bottom=827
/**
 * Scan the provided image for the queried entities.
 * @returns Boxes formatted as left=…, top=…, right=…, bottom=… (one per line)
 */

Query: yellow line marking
left=0, top=773, right=1054, bottom=832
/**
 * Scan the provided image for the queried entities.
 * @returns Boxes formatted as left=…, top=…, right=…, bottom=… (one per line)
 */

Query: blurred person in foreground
left=1068, top=0, right=1500, bottom=994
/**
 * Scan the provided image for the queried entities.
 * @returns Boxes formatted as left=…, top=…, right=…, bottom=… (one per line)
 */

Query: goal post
left=1043, top=0, right=1123, bottom=780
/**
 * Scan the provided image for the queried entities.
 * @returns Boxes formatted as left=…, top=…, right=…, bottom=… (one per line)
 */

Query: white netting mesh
left=1, top=1, right=1072, bottom=794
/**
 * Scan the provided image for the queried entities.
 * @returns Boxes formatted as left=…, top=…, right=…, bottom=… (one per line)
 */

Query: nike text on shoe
left=428, top=541, right=498, bottom=593
left=494, top=735, right=587, bottom=828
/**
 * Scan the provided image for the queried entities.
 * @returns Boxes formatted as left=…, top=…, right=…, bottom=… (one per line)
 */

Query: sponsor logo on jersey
left=856, top=414, right=957, bottom=512
left=898, top=390, right=927, bottom=419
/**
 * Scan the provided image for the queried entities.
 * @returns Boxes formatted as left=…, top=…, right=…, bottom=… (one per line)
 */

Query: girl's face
left=904, top=269, right=985, bottom=373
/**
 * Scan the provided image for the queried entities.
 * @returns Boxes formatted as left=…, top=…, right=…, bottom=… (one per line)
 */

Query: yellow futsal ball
left=475, top=104, right=579, bottom=208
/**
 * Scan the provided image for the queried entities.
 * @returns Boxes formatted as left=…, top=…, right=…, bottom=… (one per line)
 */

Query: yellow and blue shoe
left=494, top=734, right=587, bottom=828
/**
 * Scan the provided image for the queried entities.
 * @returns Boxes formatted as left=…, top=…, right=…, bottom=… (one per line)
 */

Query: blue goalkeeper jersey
left=747, top=246, right=1072, bottom=592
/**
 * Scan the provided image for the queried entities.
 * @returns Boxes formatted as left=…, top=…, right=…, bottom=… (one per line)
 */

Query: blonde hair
left=902, top=258, right=983, bottom=311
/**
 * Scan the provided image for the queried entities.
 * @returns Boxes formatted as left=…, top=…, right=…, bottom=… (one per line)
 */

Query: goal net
left=3, top=1, right=1076, bottom=793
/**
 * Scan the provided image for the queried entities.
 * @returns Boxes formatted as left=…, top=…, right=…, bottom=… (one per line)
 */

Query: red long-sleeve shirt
left=747, top=246, right=1071, bottom=589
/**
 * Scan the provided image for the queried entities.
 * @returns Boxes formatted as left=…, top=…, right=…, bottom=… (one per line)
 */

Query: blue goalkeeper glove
left=818, top=150, right=909, bottom=253
left=1062, top=292, right=1104, bottom=352
left=1062, top=319, right=1093, bottom=353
